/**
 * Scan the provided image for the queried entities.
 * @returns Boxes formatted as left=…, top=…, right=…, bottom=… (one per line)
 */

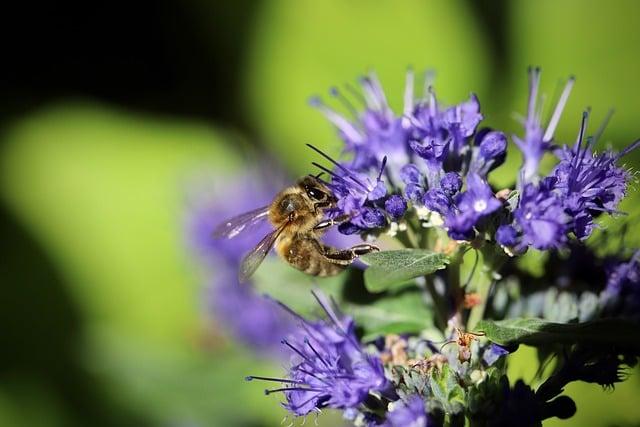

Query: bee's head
left=299, top=175, right=336, bottom=205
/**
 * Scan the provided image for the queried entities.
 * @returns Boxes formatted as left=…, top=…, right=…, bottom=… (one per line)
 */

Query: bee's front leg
left=313, top=214, right=350, bottom=231
left=322, top=243, right=380, bottom=265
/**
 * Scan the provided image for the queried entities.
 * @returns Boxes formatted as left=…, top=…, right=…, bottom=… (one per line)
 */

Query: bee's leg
left=313, top=214, right=350, bottom=231
left=312, top=201, right=332, bottom=214
left=321, top=243, right=380, bottom=265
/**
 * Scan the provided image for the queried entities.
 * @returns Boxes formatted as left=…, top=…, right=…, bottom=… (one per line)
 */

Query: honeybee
left=214, top=174, right=379, bottom=282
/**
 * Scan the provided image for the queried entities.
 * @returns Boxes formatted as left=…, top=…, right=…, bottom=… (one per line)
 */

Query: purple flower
left=325, top=158, right=390, bottom=233
left=470, top=130, right=508, bottom=177
left=440, top=172, right=462, bottom=196
left=423, top=188, right=453, bottom=216
left=483, top=344, right=510, bottom=366
left=444, top=173, right=502, bottom=240
left=409, top=90, right=483, bottom=175
left=209, top=270, right=295, bottom=357
left=385, top=195, right=408, bottom=220
left=495, top=224, right=519, bottom=248
left=185, top=172, right=295, bottom=357
left=510, top=178, right=569, bottom=250
left=384, top=395, right=429, bottom=427
left=501, top=112, right=639, bottom=251
left=552, top=114, right=639, bottom=239
left=247, top=292, right=390, bottom=417
left=443, top=93, right=483, bottom=156
left=401, top=164, right=425, bottom=202
left=514, top=68, right=574, bottom=184
left=601, top=251, right=640, bottom=317
left=310, top=71, right=410, bottom=178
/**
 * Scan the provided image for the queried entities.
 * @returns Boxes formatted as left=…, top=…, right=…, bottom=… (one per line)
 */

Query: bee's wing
left=238, top=222, right=288, bottom=283
left=213, top=205, right=271, bottom=239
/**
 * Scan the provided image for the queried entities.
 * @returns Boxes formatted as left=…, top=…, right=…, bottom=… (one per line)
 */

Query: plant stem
left=447, top=250, right=464, bottom=326
left=423, top=275, right=448, bottom=331
left=466, top=248, right=506, bottom=331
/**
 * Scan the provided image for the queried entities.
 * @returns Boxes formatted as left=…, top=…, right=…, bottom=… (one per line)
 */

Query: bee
left=214, top=174, right=379, bottom=283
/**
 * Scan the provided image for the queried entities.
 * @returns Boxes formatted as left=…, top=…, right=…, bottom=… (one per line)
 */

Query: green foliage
left=253, top=257, right=436, bottom=341
left=477, top=318, right=640, bottom=351
left=347, top=288, right=435, bottom=341
left=361, top=249, right=449, bottom=293
left=243, top=0, right=492, bottom=174
left=466, top=367, right=504, bottom=418
left=429, top=364, right=466, bottom=415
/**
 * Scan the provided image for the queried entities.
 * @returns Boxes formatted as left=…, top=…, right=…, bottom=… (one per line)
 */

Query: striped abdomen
left=276, top=234, right=346, bottom=277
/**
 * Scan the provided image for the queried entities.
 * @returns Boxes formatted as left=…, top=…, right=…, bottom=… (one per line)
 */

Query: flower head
left=444, top=173, right=502, bottom=240
left=483, top=344, right=510, bottom=366
left=500, top=112, right=639, bottom=252
left=384, top=395, right=429, bottom=427
left=509, top=177, right=569, bottom=250
left=552, top=114, right=639, bottom=239
left=247, top=292, right=389, bottom=417
left=310, top=71, right=410, bottom=177
left=601, top=251, right=640, bottom=317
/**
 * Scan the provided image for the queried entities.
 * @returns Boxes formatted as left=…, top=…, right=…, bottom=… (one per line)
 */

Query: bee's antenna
left=307, top=172, right=330, bottom=186
left=305, top=144, right=368, bottom=190
left=311, top=162, right=348, bottom=184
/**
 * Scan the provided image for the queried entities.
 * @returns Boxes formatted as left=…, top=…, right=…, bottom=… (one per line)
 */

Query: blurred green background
left=2, top=1, right=640, bottom=426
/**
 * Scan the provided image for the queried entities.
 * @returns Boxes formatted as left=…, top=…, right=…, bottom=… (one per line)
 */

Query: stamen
left=368, top=71, right=389, bottom=109
left=310, top=290, right=342, bottom=328
left=593, top=108, right=614, bottom=145
left=527, top=66, right=541, bottom=121
left=304, top=338, right=330, bottom=368
left=330, top=87, right=358, bottom=119
left=359, top=76, right=380, bottom=110
left=281, top=338, right=313, bottom=363
left=423, top=69, right=435, bottom=98
left=402, top=67, right=415, bottom=127
left=544, top=76, right=575, bottom=142
left=377, top=156, right=388, bottom=182
left=264, top=295, right=308, bottom=322
left=310, top=291, right=362, bottom=351
left=427, top=86, right=437, bottom=116
left=246, top=375, right=303, bottom=384
left=344, top=82, right=367, bottom=107
left=265, top=387, right=322, bottom=395
left=572, top=111, right=590, bottom=170
left=298, top=368, right=331, bottom=384
left=308, top=97, right=364, bottom=143
left=618, top=139, right=640, bottom=159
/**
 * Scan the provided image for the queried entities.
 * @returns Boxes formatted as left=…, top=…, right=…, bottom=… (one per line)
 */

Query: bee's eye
left=306, top=187, right=326, bottom=201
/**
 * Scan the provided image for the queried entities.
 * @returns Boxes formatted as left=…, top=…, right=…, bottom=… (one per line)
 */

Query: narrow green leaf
left=360, top=249, right=449, bottom=293
left=477, top=318, right=640, bottom=351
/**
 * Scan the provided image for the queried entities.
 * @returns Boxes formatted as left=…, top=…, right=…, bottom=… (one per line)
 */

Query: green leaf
left=429, top=364, right=465, bottom=414
left=347, top=289, right=435, bottom=341
left=360, top=249, right=449, bottom=293
left=477, top=318, right=640, bottom=351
